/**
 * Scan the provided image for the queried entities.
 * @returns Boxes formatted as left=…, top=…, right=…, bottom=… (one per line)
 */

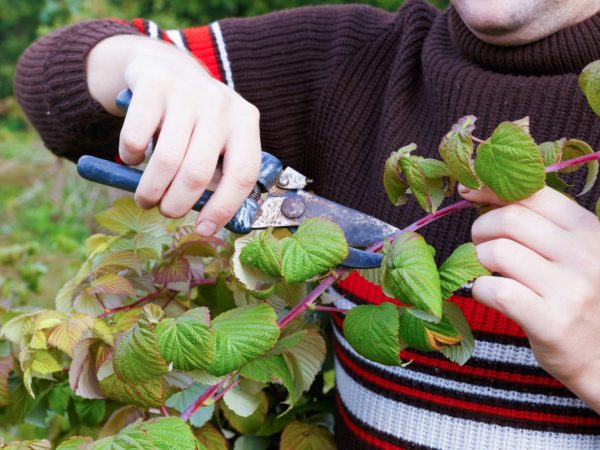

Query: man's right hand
left=87, top=35, right=262, bottom=236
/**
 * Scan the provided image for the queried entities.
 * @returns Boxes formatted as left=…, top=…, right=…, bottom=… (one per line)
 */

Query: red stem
left=161, top=405, right=169, bottom=417
left=545, top=150, right=600, bottom=173
left=212, top=377, right=241, bottom=403
left=181, top=382, right=221, bottom=421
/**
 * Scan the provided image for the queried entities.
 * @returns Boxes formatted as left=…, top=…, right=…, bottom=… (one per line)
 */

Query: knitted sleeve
left=13, top=6, right=396, bottom=164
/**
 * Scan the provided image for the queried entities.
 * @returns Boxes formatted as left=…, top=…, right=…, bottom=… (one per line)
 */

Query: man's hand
left=459, top=185, right=600, bottom=413
left=87, top=35, right=262, bottom=236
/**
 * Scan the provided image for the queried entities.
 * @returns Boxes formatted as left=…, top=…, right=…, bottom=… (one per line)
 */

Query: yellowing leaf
left=381, top=233, right=442, bottom=319
left=98, top=405, right=144, bottom=439
left=221, top=390, right=269, bottom=434
left=343, top=302, right=401, bottom=366
left=26, top=350, right=62, bottom=375
left=281, top=219, right=348, bottom=283
left=99, top=371, right=167, bottom=408
left=91, top=273, right=135, bottom=296
left=559, top=139, right=599, bottom=196
left=222, top=378, right=266, bottom=417
left=154, top=255, right=191, bottom=286
left=280, top=421, right=336, bottom=450
left=47, top=315, right=95, bottom=356
left=383, top=147, right=410, bottom=206
left=69, top=339, right=104, bottom=399
left=399, top=308, right=462, bottom=352
left=194, top=422, right=228, bottom=450
left=94, top=197, right=168, bottom=235
left=474, top=122, right=546, bottom=201
left=439, top=115, right=482, bottom=190
left=96, top=251, right=143, bottom=275
left=0, top=355, right=13, bottom=407
left=579, top=60, right=600, bottom=117
left=206, top=304, right=280, bottom=376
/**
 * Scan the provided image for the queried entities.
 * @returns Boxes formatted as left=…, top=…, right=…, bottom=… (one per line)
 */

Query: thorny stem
left=181, top=149, right=600, bottom=423
left=98, top=277, right=217, bottom=318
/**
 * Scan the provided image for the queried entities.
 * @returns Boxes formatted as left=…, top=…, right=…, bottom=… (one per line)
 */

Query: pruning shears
left=77, top=89, right=399, bottom=269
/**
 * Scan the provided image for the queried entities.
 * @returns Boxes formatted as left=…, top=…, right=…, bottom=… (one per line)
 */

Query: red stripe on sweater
left=181, top=26, right=222, bottom=81
left=332, top=313, right=559, bottom=387
left=335, top=344, right=600, bottom=426
left=337, top=395, right=404, bottom=450
left=337, top=271, right=526, bottom=338
left=130, top=18, right=146, bottom=34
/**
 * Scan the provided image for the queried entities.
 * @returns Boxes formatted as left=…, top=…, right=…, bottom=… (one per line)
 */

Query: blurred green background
left=0, top=0, right=448, bottom=312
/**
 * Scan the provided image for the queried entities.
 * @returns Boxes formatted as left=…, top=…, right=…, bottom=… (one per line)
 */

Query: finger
left=195, top=108, right=261, bottom=236
left=135, top=102, right=194, bottom=209
left=471, top=204, right=574, bottom=262
left=460, top=185, right=596, bottom=231
left=159, top=122, right=223, bottom=218
left=475, top=238, right=563, bottom=297
left=119, top=82, right=163, bottom=166
left=472, top=275, right=544, bottom=334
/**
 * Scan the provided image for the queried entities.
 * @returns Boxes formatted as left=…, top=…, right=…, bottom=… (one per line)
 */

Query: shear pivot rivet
left=281, top=197, right=305, bottom=219
left=278, top=176, right=289, bottom=187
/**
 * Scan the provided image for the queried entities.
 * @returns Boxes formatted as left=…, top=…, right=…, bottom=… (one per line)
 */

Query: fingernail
left=196, top=219, right=217, bottom=237
left=458, top=185, right=471, bottom=195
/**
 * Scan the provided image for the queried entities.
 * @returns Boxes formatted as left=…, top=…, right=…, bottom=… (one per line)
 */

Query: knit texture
left=13, top=2, right=600, bottom=448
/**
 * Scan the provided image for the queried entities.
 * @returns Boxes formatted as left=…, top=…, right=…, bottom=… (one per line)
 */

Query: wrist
left=561, top=361, right=600, bottom=414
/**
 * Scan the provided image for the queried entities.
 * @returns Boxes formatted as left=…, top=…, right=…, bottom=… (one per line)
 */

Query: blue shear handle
left=77, top=155, right=259, bottom=234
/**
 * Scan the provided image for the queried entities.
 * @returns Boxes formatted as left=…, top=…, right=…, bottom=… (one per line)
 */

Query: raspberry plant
left=2, top=62, right=600, bottom=449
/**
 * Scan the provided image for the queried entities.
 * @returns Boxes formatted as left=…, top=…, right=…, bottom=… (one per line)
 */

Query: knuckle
left=181, top=168, right=212, bottom=191
left=152, top=151, right=180, bottom=173
left=159, top=202, right=186, bottom=219
left=497, top=206, right=523, bottom=231
left=236, top=170, right=258, bottom=190
left=135, top=190, right=160, bottom=209
left=491, top=284, right=516, bottom=309
left=487, top=238, right=513, bottom=265
left=121, top=130, right=148, bottom=153
left=211, top=204, right=238, bottom=224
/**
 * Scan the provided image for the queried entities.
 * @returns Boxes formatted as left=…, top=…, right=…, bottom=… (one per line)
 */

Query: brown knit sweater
left=13, top=1, right=600, bottom=448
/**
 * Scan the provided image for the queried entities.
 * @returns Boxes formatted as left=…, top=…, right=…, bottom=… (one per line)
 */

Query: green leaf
left=398, top=155, right=431, bottom=212
left=280, top=421, right=336, bottom=450
left=439, top=115, right=482, bottom=189
left=166, top=383, right=215, bottom=428
left=596, top=197, right=600, bottom=221
left=358, top=266, right=382, bottom=286
left=206, top=304, right=280, bottom=376
left=343, top=302, right=401, bottom=365
left=99, top=372, right=167, bottom=408
left=113, top=306, right=168, bottom=383
left=221, top=390, right=269, bottom=434
left=281, top=328, right=326, bottom=392
left=559, top=139, right=599, bottom=196
left=94, top=197, right=168, bottom=235
left=439, top=303, right=475, bottom=365
left=240, top=230, right=283, bottom=277
left=538, top=140, right=564, bottom=166
left=579, top=60, right=600, bottom=116
left=399, top=307, right=463, bottom=352
left=474, top=121, right=546, bottom=201
left=194, top=422, right=228, bottom=450
left=98, top=405, right=144, bottom=439
left=156, top=315, right=215, bottom=371
left=439, top=243, right=490, bottom=299
left=195, top=274, right=236, bottom=317
left=240, top=354, right=293, bottom=389
left=381, top=233, right=443, bottom=319
left=231, top=234, right=277, bottom=298
left=223, top=378, right=266, bottom=417
left=281, top=218, right=348, bottom=283
left=383, top=147, right=410, bottom=206
left=74, top=397, right=106, bottom=426
left=56, top=437, right=94, bottom=450
left=27, top=350, right=62, bottom=375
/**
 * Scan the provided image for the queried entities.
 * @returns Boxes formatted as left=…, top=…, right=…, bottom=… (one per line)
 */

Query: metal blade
left=253, top=191, right=399, bottom=248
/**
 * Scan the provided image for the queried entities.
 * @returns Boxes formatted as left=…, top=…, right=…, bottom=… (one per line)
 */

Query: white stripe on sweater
left=210, top=22, right=235, bottom=89
left=332, top=293, right=538, bottom=367
left=147, top=20, right=159, bottom=39
left=333, top=326, right=587, bottom=408
left=165, top=30, right=189, bottom=53
left=336, top=362, right=600, bottom=450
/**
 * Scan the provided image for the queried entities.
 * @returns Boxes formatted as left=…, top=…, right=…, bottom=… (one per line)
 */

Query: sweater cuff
left=14, top=20, right=141, bottom=161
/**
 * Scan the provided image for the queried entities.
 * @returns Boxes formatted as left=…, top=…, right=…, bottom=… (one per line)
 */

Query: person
left=13, top=0, right=600, bottom=448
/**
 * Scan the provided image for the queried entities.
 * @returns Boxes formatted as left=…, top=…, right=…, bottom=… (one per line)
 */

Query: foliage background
left=0, top=0, right=446, bottom=442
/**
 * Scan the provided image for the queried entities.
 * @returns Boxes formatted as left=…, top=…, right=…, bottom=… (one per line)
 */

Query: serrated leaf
left=282, top=328, right=326, bottom=392
left=154, top=255, right=191, bottom=286
left=271, top=282, right=307, bottom=308
left=99, top=372, right=167, bottom=408
left=560, top=139, right=599, bottom=196
left=579, top=60, right=600, bottom=116
left=95, top=197, right=168, bottom=235
left=280, top=421, right=336, bottom=450
left=438, top=303, right=475, bottom=365
left=381, top=232, right=442, bottom=319
left=113, top=307, right=168, bottom=383
left=281, top=218, right=348, bottom=283
left=0, top=311, right=37, bottom=344
left=399, top=307, right=463, bottom=352
left=166, top=383, right=216, bottom=428
left=383, top=149, right=409, bottom=206
left=223, top=378, right=265, bottom=417
left=0, top=355, right=13, bottom=407
left=232, top=234, right=277, bottom=298
left=55, top=261, right=93, bottom=313
left=538, top=140, right=564, bottom=166
left=98, top=405, right=144, bottom=439
left=240, top=230, right=282, bottom=277
left=398, top=155, right=431, bottom=212
left=474, top=122, right=546, bottom=201
left=221, top=390, right=269, bottom=434
left=439, top=115, right=482, bottom=189
left=357, top=266, right=382, bottom=285
left=91, top=273, right=135, bottom=296
left=27, top=350, right=62, bottom=375
left=177, top=233, right=216, bottom=257
left=47, top=315, right=95, bottom=356
left=69, top=339, right=103, bottom=399
left=194, top=422, right=228, bottom=450
left=3, top=440, right=52, bottom=450
left=74, top=397, right=106, bottom=426
left=439, top=243, right=490, bottom=299
left=156, top=315, right=215, bottom=371
left=96, top=251, right=143, bottom=275
left=206, top=304, right=280, bottom=376
left=343, top=302, right=401, bottom=365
